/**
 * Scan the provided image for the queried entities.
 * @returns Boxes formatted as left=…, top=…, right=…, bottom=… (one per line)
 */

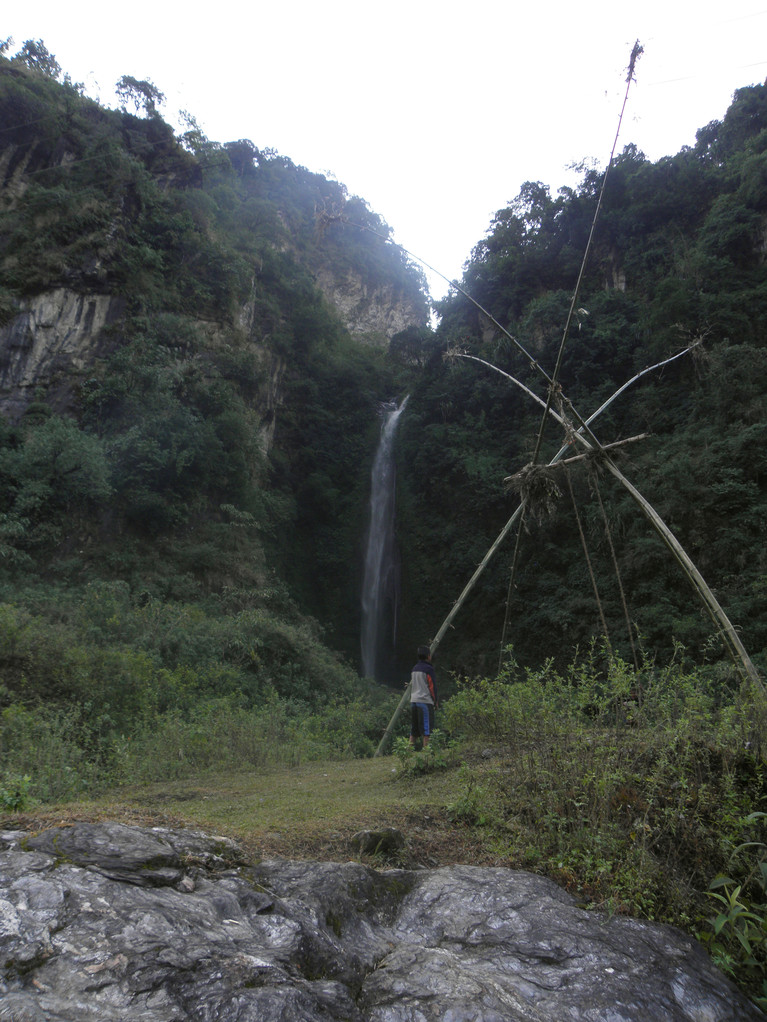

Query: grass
left=1, top=754, right=491, bottom=867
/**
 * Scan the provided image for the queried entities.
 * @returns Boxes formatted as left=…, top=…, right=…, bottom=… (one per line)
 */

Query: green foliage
left=703, top=812, right=767, bottom=1009
left=11, top=40, right=61, bottom=79
left=0, top=47, right=427, bottom=673
left=0, top=689, right=393, bottom=796
left=123, top=697, right=306, bottom=781
left=0, top=583, right=398, bottom=800
left=441, top=647, right=766, bottom=1002
left=392, top=729, right=457, bottom=775
left=0, top=414, right=111, bottom=560
left=0, top=770, right=32, bottom=811
left=403, top=81, right=767, bottom=679
left=1, top=62, right=766, bottom=1011
left=0, top=584, right=366, bottom=716
left=115, top=75, right=165, bottom=116
left=0, top=701, right=106, bottom=801
left=299, top=693, right=396, bottom=759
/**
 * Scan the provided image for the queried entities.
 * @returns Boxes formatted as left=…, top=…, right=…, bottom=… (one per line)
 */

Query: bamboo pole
left=599, top=454, right=763, bottom=692
left=453, top=350, right=763, bottom=689
left=558, top=398, right=764, bottom=693
left=373, top=349, right=744, bottom=756
left=425, top=359, right=660, bottom=662
left=374, top=685, right=412, bottom=758
left=504, top=434, right=648, bottom=480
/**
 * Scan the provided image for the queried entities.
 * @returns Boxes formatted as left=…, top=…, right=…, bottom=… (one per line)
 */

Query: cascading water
left=360, top=396, right=409, bottom=681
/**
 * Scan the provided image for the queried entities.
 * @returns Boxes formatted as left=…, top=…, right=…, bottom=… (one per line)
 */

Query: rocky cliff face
left=0, top=290, right=286, bottom=449
left=0, top=266, right=417, bottom=423
left=0, top=822, right=759, bottom=1022
left=314, top=268, right=428, bottom=347
left=0, top=289, right=125, bottom=420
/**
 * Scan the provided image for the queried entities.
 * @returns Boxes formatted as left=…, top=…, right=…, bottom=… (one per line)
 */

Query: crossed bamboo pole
left=374, top=346, right=764, bottom=757
left=369, top=40, right=762, bottom=754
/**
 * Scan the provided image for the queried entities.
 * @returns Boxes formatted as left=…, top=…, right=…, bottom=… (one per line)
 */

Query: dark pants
left=410, top=702, right=434, bottom=738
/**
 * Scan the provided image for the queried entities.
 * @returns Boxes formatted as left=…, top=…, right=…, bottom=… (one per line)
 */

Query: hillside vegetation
left=0, top=44, right=425, bottom=737
left=0, top=41, right=423, bottom=796
left=396, top=83, right=767, bottom=683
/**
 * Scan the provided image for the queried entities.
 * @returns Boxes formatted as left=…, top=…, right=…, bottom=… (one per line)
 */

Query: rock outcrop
left=0, top=289, right=125, bottom=420
left=0, top=291, right=285, bottom=452
left=314, top=268, right=427, bottom=347
left=0, top=822, right=759, bottom=1021
left=0, top=268, right=414, bottom=425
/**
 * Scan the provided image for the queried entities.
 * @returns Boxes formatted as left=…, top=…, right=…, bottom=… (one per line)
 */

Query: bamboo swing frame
left=363, top=43, right=765, bottom=755
left=374, top=345, right=764, bottom=756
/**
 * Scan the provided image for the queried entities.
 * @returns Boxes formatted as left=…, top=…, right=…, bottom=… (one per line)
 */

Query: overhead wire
left=529, top=41, right=643, bottom=469
left=493, top=42, right=642, bottom=672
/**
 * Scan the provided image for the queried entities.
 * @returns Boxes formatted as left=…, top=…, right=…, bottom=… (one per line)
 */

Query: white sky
left=4, top=2, right=767, bottom=299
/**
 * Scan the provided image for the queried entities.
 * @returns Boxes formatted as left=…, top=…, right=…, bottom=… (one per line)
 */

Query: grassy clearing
left=1, top=755, right=487, bottom=866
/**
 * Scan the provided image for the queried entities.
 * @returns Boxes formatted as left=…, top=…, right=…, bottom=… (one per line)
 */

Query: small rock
left=350, top=828, right=406, bottom=856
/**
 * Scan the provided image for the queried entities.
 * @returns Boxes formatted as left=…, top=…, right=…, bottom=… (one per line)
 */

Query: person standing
left=409, top=645, right=438, bottom=748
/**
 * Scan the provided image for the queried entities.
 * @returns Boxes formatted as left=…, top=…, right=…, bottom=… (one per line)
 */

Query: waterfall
left=360, top=396, right=409, bottom=681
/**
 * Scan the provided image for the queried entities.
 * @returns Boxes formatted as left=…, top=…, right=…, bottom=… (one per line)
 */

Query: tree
left=224, top=139, right=260, bottom=177
left=178, top=110, right=221, bottom=160
left=12, top=39, right=61, bottom=79
left=115, top=75, right=166, bottom=117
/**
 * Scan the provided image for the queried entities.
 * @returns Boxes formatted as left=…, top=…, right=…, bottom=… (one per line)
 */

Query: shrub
left=442, top=646, right=766, bottom=949
left=392, top=730, right=457, bottom=776
left=0, top=772, right=32, bottom=811
left=702, top=811, right=767, bottom=1010
left=0, top=703, right=106, bottom=801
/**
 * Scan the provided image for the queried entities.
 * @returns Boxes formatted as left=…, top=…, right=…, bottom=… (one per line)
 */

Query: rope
left=565, top=464, right=612, bottom=651
left=590, top=470, right=640, bottom=670
left=530, top=41, right=643, bottom=468
left=497, top=504, right=527, bottom=675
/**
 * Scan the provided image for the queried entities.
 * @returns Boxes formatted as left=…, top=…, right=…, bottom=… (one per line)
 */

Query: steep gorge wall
left=0, top=289, right=125, bottom=420
left=314, top=267, right=427, bottom=347
left=0, top=288, right=289, bottom=466
left=0, top=264, right=418, bottom=426
left=0, top=61, right=428, bottom=423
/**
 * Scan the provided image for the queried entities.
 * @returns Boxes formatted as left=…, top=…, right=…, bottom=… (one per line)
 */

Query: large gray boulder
left=0, top=822, right=760, bottom=1021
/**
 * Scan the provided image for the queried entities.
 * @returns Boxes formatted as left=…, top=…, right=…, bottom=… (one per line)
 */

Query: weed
left=0, top=772, right=33, bottom=811
left=392, top=730, right=457, bottom=777
left=701, top=811, right=767, bottom=1009
left=441, top=643, right=767, bottom=989
left=0, top=588, right=403, bottom=797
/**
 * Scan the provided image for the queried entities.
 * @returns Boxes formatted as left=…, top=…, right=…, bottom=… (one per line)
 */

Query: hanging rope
left=497, top=504, right=528, bottom=675
left=565, top=464, right=612, bottom=651
left=590, top=469, right=640, bottom=670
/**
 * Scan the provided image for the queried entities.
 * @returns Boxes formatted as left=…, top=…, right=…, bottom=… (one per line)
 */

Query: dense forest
left=0, top=40, right=423, bottom=709
left=397, top=86, right=767, bottom=684
left=1, top=40, right=767, bottom=707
